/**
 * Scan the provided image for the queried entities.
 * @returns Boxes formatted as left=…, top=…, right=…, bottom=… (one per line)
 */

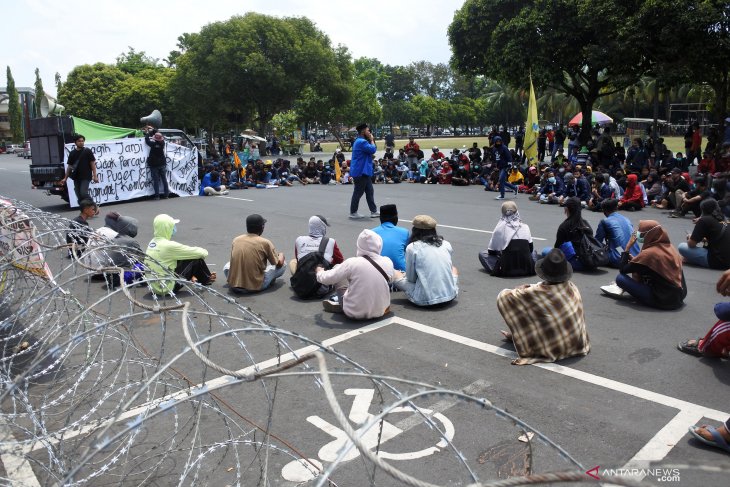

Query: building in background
left=0, top=87, right=36, bottom=142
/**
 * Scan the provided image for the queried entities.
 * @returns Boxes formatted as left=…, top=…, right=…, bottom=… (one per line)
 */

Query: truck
left=29, top=116, right=202, bottom=204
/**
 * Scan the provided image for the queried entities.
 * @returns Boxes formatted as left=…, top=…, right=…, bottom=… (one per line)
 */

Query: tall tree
left=170, top=13, right=350, bottom=137
left=54, top=72, right=63, bottom=94
left=57, top=63, right=129, bottom=125
left=449, top=0, right=645, bottom=143
left=6, top=67, right=23, bottom=143
left=116, top=47, right=161, bottom=75
left=34, top=68, right=44, bottom=118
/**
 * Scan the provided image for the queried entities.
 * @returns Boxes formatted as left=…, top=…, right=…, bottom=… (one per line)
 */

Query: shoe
left=677, top=339, right=704, bottom=357
left=495, top=195, right=505, bottom=200
left=484, top=186, right=489, bottom=191
left=222, top=190, right=230, bottom=195
left=370, top=211, right=380, bottom=218
left=668, top=211, right=681, bottom=218
left=514, top=188, right=519, bottom=196
left=153, top=195, right=160, bottom=200
left=322, top=298, right=343, bottom=313
left=600, top=283, right=628, bottom=298
left=349, top=213, right=365, bottom=219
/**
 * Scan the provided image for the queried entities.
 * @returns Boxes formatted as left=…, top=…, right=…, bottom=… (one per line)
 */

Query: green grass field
left=316, top=136, right=686, bottom=156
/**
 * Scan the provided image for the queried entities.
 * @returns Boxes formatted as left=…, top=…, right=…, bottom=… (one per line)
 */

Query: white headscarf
left=487, top=201, right=527, bottom=251
left=308, top=215, right=328, bottom=238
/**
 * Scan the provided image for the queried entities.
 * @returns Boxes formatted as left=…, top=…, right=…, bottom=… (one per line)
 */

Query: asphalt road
left=1, top=151, right=728, bottom=486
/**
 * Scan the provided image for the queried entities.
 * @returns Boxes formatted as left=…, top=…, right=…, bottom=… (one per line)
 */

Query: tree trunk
left=579, top=101, right=594, bottom=146
left=652, top=81, right=660, bottom=138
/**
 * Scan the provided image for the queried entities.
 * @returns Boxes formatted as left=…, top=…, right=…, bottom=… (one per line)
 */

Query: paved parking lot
left=1, top=152, right=728, bottom=485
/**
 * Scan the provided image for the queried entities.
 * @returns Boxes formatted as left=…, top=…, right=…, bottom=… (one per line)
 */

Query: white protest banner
left=0, top=198, right=55, bottom=284
left=66, top=139, right=199, bottom=207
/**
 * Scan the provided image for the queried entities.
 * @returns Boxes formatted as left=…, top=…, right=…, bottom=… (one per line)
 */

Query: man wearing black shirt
left=61, top=134, right=98, bottom=204
left=678, top=199, right=730, bottom=269
left=145, top=127, right=169, bottom=199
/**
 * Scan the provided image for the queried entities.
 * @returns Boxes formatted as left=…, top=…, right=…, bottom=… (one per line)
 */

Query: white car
left=6, top=144, right=23, bottom=154
left=442, top=129, right=451, bottom=136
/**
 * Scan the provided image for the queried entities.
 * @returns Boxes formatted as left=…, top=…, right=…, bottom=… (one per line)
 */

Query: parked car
left=442, top=129, right=452, bottom=136
left=6, top=144, right=23, bottom=154
left=22, top=142, right=31, bottom=159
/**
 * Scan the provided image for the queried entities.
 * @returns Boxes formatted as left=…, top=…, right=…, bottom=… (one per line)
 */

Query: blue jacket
left=199, top=172, right=220, bottom=195
left=492, top=144, right=512, bottom=170
left=372, top=222, right=409, bottom=271
left=595, top=212, right=640, bottom=267
left=538, top=178, right=565, bottom=196
left=350, top=136, right=377, bottom=177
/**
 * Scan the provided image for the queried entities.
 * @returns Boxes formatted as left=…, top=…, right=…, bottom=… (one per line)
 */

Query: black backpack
left=290, top=237, right=331, bottom=299
left=575, top=229, right=609, bottom=269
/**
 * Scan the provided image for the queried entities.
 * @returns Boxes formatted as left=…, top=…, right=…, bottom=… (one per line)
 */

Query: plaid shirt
left=497, top=280, right=590, bottom=365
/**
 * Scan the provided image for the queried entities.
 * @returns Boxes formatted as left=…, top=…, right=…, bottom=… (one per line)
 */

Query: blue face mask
left=548, top=176, right=556, bottom=184
left=172, top=225, right=177, bottom=236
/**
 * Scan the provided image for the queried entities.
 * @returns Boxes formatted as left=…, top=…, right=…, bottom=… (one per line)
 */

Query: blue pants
left=677, top=242, right=709, bottom=268
left=541, top=246, right=586, bottom=272
left=616, top=273, right=656, bottom=307
left=350, top=175, right=376, bottom=214
left=499, top=169, right=517, bottom=197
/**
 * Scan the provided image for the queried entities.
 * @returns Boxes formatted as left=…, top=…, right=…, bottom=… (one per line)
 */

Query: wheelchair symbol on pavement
left=281, top=388, right=455, bottom=482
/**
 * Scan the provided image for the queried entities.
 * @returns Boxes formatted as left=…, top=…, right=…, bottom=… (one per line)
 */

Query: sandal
left=688, top=425, right=730, bottom=453
left=677, top=338, right=703, bottom=357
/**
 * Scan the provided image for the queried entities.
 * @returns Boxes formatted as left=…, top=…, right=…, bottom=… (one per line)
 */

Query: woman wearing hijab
left=438, top=161, right=453, bottom=184
left=542, top=197, right=593, bottom=271
left=600, top=220, right=687, bottom=310
left=677, top=198, right=730, bottom=270
left=393, top=215, right=459, bottom=306
left=617, top=173, right=644, bottom=211
left=290, top=215, right=344, bottom=274
left=479, top=201, right=536, bottom=276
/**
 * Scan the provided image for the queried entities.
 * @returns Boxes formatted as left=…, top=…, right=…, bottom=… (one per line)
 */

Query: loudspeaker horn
left=140, top=109, right=162, bottom=129
left=40, top=95, right=64, bottom=117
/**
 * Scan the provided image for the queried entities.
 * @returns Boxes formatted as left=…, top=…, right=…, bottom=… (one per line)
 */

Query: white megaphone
left=40, top=94, right=64, bottom=117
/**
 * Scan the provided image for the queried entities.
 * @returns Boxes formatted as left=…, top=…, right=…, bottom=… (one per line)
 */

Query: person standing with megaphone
left=144, top=124, right=169, bottom=200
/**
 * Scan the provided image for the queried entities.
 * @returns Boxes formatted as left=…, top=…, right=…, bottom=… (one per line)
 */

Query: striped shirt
left=497, top=281, right=590, bottom=365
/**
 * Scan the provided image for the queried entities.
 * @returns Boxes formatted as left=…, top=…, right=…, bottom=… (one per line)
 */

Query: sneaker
left=370, top=211, right=380, bottom=218
left=495, top=195, right=505, bottom=200
left=322, top=298, right=343, bottom=313
left=349, top=213, right=365, bottom=219
left=600, top=283, right=627, bottom=298
left=514, top=187, right=519, bottom=196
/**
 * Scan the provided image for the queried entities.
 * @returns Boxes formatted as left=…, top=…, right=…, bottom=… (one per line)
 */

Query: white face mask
left=172, top=225, right=177, bottom=236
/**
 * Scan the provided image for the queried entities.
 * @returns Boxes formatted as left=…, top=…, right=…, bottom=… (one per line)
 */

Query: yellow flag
left=524, top=76, right=539, bottom=166
left=334, top=155, right=342, bottom=183
left=233, top=151, right=242, bottom=169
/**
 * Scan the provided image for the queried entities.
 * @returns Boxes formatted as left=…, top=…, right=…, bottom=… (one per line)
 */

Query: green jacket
left=144, top=214, right=208, bottom=294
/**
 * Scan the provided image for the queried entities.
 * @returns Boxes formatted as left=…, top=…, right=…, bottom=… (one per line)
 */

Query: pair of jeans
left=350, top=175, right=376, bottom=214
left=74, top=179, right=91, bottom=203
left=615, top=272, right=656, bottom=307
left=149, top=165, right=169, bottom=197
left=227, top=263, right=285, bottom=292
left=498, top=169, right=517, bottom=197
left=540, top=246, right=585, bottom=271
left=677, top=242, right=709, bottom=268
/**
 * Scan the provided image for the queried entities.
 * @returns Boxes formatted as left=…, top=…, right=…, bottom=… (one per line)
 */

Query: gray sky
left=6, top=0, right=464, bottom=95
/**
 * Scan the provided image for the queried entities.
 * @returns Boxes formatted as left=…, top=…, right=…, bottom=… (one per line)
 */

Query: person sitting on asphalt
left=225, top=214, right=285, bottom=293
left=66, top=199, right=98, bottom=258
left=496, top=248, right=590, bottom=366
left=617, top=173, right=644, bottom=211
left=290, top=215, right=344, bottom=274
left=559, top=172, right=589, bottom=206
left=479, top=201, right=536, bottom=276
left=600, top=220, right=687, bottom=310
left=541, top=197, right=594, bottom=272
left=392, top=215, right=459, bottom=307
left=594, top=199, right=640, bottom=268
left=371, top=204, right=409, bottom=272
left=677, top=198, right=730, bottom=270
left=652, top=168, right=690, bottom=210
left=587, top=173, right=613, bottom=211
left=84, top=211, right=143, bottom=287
left=536, top=169, right=565, bottom=204
left=678, top=269, right=730, bottom=360
left=669, top=176, right=710, bottom=218
left=199, top=170, right=229, bottom=196
left=315, top=229, right=394, bottom=320
left=144, top=214, right=216, bottom=295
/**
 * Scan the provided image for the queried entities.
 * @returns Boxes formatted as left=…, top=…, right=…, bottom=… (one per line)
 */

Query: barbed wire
left=0, top=195, right=726, bottom=486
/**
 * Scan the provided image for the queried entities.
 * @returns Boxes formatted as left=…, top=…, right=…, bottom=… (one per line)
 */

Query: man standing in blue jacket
left=349, top=123, right=379, bottom=219
left=493, top=136, right=517, bottom=200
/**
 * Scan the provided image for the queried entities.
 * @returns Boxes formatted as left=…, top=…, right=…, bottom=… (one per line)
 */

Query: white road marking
left=220, top=195, right=254, bottom=202
left=619, top=409, right=704, bottom=482
left=23, top=316, right=396, bottom=453
left=0, top=422, right=42, bottom=487
left=399, top=219, right=547, bottom=241
left=395, top=317, right=728, bottom=422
